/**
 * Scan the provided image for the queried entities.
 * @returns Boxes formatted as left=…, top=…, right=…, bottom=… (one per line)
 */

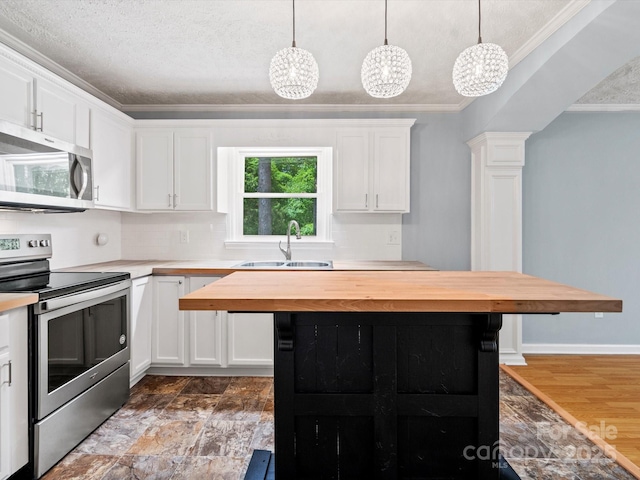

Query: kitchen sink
left=285, top=261, right=332, bottom=268
left=234, top=260, right=333, bottom=269
left=236, top=261, right=286, bottom=268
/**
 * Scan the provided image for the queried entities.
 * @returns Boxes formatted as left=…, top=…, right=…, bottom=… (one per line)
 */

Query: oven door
left=35, top=280, right=130, bottom=420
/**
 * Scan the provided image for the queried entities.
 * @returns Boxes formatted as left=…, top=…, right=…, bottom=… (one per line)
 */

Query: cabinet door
left=174, top=129, right=213, bottom=211
left=0, top=347, right=9, bottom=480
left=130, top=276, right=153, bottom=381
left=0, top=56, right=34, bottom=129
left=335, top=129, right=370, bottom=212
left=0, top=308, right=28, bottom=479
left=91, top=110, right=133, bottom=210
left=151, top=276, right=185, bottom=365
left=373, top=129, right=410, bottom=212
left=227, top=313, right=274, bottom=367
left=136, top=130, right=174, bottom=210
left=35, top=77, right=90, bottom=147
left=188, top=276, right=223, bottom=366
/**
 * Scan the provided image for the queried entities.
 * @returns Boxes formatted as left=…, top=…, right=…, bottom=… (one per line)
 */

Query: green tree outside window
left=243, top=157, right=317, bottom=236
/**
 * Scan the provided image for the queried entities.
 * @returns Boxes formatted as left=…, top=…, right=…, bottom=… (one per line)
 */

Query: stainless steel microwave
left=0, top=120, right=94, bottom=212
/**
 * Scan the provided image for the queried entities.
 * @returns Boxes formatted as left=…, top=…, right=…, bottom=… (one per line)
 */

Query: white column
left=467, top=132, right=531, bottom=366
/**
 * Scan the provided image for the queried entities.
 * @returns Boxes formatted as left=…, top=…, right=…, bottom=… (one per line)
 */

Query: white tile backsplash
left=121, top=212, right=402, bottom=261
left=0, top=209, right=122, bottom=269
left=0, top=209, right=401, bottom=268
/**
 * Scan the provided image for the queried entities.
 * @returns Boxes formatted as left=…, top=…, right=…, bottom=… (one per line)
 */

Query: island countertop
left=179, top=270, right=622, bottom=314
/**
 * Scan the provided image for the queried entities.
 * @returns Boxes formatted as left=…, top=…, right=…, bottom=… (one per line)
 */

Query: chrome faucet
left=279, top=220, right=301, bottom=260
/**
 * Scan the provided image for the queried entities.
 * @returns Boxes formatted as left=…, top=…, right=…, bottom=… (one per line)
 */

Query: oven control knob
left=39, top=240, right=49, bottom=247
left=119, top=335, right=126, bottom=345
left=28, top=240, right=38, bottom=247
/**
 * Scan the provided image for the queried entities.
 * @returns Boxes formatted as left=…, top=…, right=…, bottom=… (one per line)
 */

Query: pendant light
left=452, top=0, right=509, bottom=97
left=361, top=0, right=412, bottom=98
left=269, top=0, right=319, bottom=100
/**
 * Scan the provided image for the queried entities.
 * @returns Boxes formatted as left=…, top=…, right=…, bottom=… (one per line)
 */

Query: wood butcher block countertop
left=59, top=260, right=435, bottom=278
left=0, top=293, right=38, bottom=312
left=179, top=270, right=622, bottom=314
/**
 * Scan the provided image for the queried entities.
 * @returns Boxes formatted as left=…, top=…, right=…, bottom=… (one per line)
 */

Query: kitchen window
left=219, top=147, right=332, bottom=245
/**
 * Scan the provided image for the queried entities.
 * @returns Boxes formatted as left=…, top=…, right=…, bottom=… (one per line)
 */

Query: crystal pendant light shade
left=361, top=0, right=411, bottom=99
left=452, top=42, right=508, bottom=97
left=270, top=46, right=319, bottom=100
left=270, top=0, right=318, bottom=100
left=361, top=44, right=412, bottom=99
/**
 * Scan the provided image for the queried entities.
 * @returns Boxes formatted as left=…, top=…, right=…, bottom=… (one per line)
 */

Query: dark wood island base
left=271, top=311, right=508, bottom=480
left=179, top=271, right=622, bottom=480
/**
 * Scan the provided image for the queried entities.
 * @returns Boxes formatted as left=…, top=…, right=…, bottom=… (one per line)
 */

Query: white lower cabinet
left=0, top=307, right=28, bottom=479
left=188, top=276, right=224, bottom=366
left=227, top=313, right=274, bottom=367
left=130, top=276, right=153, bottom=384
left=147, top=275, right=273, bottom=372
left=151, top=276, right=185, bottom=365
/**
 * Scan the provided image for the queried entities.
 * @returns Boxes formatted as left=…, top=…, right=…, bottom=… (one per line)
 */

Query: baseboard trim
left=522, top=344, right=640, bottom=355
left=499, top=352, right=527, bottom=366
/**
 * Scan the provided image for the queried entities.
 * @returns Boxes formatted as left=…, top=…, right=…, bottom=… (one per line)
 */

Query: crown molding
left=0, top=30, right=123, bottom=110
left=507, top=0, right=591, bottom=69
left=566, top=103, right=640, bottom=112
left=122, top=103, right=461, bottom=114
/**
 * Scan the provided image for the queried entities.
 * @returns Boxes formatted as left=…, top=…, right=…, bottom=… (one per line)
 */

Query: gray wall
left=523, top=111, right=640, bottom=345
left=402, top=113, right=470, bottom=270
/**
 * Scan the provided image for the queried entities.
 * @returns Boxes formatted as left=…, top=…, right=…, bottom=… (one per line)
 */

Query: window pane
left=244, top=157, right=317, bottom=194
left=243, top=198, right=317, bottom=236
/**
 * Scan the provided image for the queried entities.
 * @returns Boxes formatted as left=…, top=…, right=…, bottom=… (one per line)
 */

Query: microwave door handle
left=70, top=156, right=89, bottom=199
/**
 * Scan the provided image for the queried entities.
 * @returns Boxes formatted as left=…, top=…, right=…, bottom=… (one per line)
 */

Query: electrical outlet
left=388, top=230, right=400, bottom=245
left=594, top=312, right=604, bottom=319
left=180, top=230, right=189, bottom=244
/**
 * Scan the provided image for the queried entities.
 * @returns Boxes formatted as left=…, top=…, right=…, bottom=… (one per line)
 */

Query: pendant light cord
left=477, top=0, right=483, bottom=44
left=384, top=0, right=389, bottom=46
left=292, top=0, right=297, bottom=48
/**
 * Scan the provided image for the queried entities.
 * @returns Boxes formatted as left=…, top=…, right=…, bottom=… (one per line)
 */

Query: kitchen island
left=180, top=271, right=621, bottom=480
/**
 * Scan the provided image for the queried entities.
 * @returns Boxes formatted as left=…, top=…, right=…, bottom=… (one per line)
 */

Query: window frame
left=224, top=146, right=333, bottom=245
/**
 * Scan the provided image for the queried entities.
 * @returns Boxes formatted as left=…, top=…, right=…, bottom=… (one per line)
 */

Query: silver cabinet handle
left=32, top=110, right=44, bottom=131
left=168, top=193, right=172, bottom=207
left=376, top=194, right=379, bottom=209
left=173, top=193, right=178, bottom=208
left=178, top=280, right=183, bottom=285
left=2, top=360, right=11, bottom=386
left=365, top=193, right=368, bottom=209
left=94, top=185, right=100, bottom=202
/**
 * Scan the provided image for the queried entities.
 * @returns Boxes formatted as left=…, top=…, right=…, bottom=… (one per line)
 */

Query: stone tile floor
left=41, top=372, right=635, bottom=480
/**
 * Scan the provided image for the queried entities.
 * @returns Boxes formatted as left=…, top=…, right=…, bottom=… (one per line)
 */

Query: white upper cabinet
left=136, top=128, right=213, bottom=211
left=335, top=129, right=370, bottom=212
left=335, top=126, right=411, bottom=213
left=373, top=129, right=410, bottom=211
left=0, top=56, right=33, bottom=129
left=0, top=53, right=90, bottom=147
left=35, top=77, right=90, bottom=148
left=91, top=109, right=133, bottom=210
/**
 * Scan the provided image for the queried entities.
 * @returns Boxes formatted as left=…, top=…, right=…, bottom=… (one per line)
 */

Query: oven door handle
left=36, top=280, right=131, bottom=314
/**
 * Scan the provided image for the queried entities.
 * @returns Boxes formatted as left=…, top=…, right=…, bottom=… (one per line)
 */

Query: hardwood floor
left=505, top=355, right=640, bottom=479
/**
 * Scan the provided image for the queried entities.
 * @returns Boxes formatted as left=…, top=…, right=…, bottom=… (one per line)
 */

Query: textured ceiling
left=576, top=56, right=640, bottom=105
left=0, top=0, right=602, bottom=107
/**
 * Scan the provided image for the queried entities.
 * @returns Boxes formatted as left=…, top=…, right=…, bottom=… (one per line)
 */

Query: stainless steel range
left=0, top=234, right=130, bottom=478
